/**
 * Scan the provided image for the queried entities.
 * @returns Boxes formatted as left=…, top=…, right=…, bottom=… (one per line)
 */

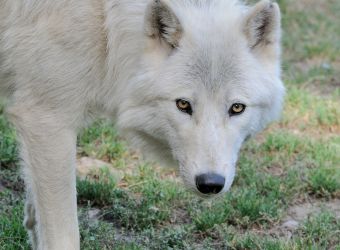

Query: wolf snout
left=195, top=173, right=225, bottom=195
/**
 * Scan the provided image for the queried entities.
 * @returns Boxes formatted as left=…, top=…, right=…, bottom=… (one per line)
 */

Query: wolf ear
left=244, top=0, right=281, bottom=51
left=145, top=0, right=182, bottom=48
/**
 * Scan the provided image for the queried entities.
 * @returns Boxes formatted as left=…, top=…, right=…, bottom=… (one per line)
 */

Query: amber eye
left=176, top=99, right=193, bottom=115
left=229, top=103, right=246, bottom=116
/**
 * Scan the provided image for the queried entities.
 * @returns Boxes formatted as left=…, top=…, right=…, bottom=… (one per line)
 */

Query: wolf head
left=118, top=0, right=285, bottom=196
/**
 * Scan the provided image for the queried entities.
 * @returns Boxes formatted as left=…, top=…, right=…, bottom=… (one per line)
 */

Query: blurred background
left=0, top=0, right=339, bottom=249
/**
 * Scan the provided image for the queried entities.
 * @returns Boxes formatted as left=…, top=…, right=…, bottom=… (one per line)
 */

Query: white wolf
left=0, top=0, right=284, bottom=249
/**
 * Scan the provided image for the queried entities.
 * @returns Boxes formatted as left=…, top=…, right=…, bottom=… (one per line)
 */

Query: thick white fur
left=0, top=0, right=284, bottom=249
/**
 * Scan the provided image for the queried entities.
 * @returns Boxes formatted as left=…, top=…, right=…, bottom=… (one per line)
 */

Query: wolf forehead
left=164, top=54, right=271, bottom=109
left=158, top=42, right=272, bottom=105
left=182, top=47, right=249, bottom=89
left=155, top=0, right=247, bottom=43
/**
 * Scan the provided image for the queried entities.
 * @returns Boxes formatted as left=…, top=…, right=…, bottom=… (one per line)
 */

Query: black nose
left=195, top=173, right=225, bottom=194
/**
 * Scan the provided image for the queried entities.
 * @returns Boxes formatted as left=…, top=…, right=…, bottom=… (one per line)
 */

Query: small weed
left=191, top=199, right=233, bottom=231
left=229, top=188, right=282, bottom=225
left=295, top=211, right=340, bottom=248
left=78, top=121, right=125, bottom=163
left=141, top=226, right=191, bottom=249
left=0, top=192, right=29, bottom=250
left=77, top=169, right=117, bottom=206
left=104, top=194, right=171, bottom=231
left=308, top=168, right=340, bottom=197
left=0, top=113, right=17, bottom=166
left=261, top=132, right=301, bottom=156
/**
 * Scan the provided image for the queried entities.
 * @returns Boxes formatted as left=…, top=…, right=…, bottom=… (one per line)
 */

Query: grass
left=1, top=0, right=340, bottom=249
left=0, top=106, right=17, bottom=166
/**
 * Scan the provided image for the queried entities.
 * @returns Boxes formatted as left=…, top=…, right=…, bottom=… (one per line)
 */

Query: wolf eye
left=176, top=99, right=192, bottom=115
left=229, top=103, right=246, bottom=116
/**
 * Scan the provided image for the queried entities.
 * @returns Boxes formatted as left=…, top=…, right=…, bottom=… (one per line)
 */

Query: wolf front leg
left=8, top=106, right=80, bottom=250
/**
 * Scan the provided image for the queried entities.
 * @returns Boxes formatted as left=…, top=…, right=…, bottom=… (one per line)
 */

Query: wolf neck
left=99, top=0, right=150, bottom=117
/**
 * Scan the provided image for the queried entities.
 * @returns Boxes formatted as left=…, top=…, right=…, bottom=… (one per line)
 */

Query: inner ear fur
left=144, top=0, right=183, bottom=48
left=244, top=0, right=281, bottom=50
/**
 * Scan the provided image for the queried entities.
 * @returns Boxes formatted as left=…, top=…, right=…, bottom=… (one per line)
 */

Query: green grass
left=0, top=107, right=17, bottom=166
left=0, top=192, right=29, bottom=250
left=77, top=120, right=126, bottom=165
left=77, top=169, right=118, bottom=207
left=1, top=0, right=340, bottom=249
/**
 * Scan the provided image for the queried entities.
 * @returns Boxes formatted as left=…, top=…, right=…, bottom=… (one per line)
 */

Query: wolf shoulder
left=0, top=0, right=108, bottom=101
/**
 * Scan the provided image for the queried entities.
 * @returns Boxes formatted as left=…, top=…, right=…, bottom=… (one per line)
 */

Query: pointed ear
left=144, top=0, right=183, bottom=48
left=244, top=0, right=281, bottom=51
